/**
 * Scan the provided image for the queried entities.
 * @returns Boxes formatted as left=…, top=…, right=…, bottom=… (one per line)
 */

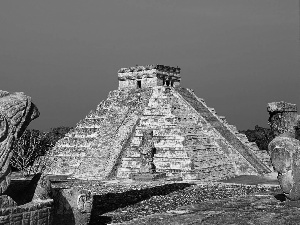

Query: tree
left=10, top=129, right=47, bottom=175
left=10, top=126, right=73, bottom=176
left=239, top=125, right=275, bottom=151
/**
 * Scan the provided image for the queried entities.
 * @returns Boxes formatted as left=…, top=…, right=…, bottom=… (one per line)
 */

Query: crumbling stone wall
left=267, top=101, right=300, bottom=200
left=0, top=199, right=53, bottom=225
left=118, top=65, right=181, bottom=90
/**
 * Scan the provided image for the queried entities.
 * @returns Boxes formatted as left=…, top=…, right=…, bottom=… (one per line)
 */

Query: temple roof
left=118, top=64, right=181, bottom=81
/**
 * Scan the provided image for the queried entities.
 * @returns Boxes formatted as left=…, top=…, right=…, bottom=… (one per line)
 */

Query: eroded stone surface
left=118, top=65, right=181, bottom=89
left=113, top=194, right=300, bottom=225
left=45, top=88, right=153, bottom=179
left=138, top=130, right=156, bottom=174
left=45, top=65, right=271, bottom=182
left=0, top=195, right=17, bottom=208
left=268, top=101, right=300, bottom=201
left=52, top=186, right=94, bottom=225
left=0, top=90, right=39, bottom=194
left=0, top=90, right=54, bottom=225
left=0, top=198, right=53, bottom=225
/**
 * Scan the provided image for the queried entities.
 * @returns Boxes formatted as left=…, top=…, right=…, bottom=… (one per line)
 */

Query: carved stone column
left=267, top=101, right=300, bottom=201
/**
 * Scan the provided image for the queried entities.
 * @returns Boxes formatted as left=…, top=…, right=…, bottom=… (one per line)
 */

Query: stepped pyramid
left=45, top=65, right=272, bottom=181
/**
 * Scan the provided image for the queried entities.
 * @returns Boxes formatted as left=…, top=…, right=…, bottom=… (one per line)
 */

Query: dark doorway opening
left=166, top=80, right=170, bottom=86
left=137, top=80, right=141, bottom=88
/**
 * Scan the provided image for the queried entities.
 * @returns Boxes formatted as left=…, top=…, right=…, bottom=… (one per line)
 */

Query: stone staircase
left=46, top=85, right=271, bottom=181
left=175, top=87, right=271, bottom=174
left=47, top=88, right=153, bottom=179
left=116, top=87, right=237, bottom=181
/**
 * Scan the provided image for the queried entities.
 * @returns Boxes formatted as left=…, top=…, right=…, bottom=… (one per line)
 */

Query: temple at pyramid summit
left=45, top=65, right=272, bottom=181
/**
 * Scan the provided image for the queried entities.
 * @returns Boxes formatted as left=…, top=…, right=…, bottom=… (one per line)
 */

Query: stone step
left=175, top=87, right=271, bottom=174
left=47, top=89, right=155, bottom=179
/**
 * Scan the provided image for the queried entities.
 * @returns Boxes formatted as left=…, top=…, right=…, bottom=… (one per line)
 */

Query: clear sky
left=1, top=0, right=299, bottom=131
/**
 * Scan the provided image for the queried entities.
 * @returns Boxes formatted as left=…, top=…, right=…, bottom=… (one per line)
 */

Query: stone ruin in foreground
left=45, top=65, right=272, bottom=181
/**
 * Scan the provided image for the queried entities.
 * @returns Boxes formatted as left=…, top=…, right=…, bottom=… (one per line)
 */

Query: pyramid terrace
left=45, top=65, right=272, bottom=181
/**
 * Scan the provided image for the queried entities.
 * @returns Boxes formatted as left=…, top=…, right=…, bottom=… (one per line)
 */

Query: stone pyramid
left=45, top=65, right=272, bottom=181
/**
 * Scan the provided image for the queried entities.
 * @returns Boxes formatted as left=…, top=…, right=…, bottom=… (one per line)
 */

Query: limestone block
left=228, top=125, right=239, bottom=133
left=0, top=199, right=53, bottom=225
left=124, top=149, right=140, bottom=157
left=117, top=168, right=139, bottom=178
left=154, top=158, right=193, bottom=170
left=52, top=187, right=93, bottom=225
left=143, top=107, right=171, bottom=115
left=120, top=158, right=140, bottom=168
left=154, top=128, right=183, bottom=136
left=155, top=139, right=184, bottom=148
left=155, top=150, right=189, bottom=158
left=0, top=195, right=17, bottom=208
left=129, top=172, right=166, bottom=181
left=266, top=101, right=300, bottom=200
left=183, top=136, right=206, bottom=146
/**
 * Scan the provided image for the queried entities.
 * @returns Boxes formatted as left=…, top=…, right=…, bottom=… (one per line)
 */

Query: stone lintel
left=267, top=101, right=297, bottom=113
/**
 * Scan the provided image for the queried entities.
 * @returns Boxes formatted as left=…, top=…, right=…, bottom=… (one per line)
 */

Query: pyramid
left=45, top=65, right=272, bottom=181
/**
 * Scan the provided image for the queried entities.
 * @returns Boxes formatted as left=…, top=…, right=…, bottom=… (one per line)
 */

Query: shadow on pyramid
left=44, top=65, right=272, bottom=181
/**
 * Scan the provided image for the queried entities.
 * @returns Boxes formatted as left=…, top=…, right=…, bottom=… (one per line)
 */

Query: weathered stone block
left=30, top=210, right=38, bottom=224
left=129, top=172, right=166, bottom=181
left=267, top=101, right=300, bottom=201
left=51, top=184, right=93, bottom=225
left=0, top=215, right=10, bottom=224
left=37, top=217, right=47, bottom=225
left=23, top=212, right=31, bottom=220
left=38, top=208, right=48, bottom=219
left=11, top=212, right=23, bottom=222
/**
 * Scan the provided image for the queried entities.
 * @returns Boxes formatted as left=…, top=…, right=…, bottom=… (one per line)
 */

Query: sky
left=0, top=0, right=299, bottom=131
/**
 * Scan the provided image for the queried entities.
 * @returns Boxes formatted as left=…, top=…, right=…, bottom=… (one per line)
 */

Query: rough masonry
left=0, top=90, right=39, bottom=194
left=45, top=65, right=272, bottom=181
left=267, top=101, right=300, bottom=201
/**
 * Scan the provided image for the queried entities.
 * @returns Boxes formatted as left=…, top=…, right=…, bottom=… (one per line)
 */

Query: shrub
left=10, top=129, right=47, bottom=176
left=239, top=125, right=275, bottom=151
left=43, top=126, right=73, bottom=149
left=10, top=127, right=73, bottom=176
